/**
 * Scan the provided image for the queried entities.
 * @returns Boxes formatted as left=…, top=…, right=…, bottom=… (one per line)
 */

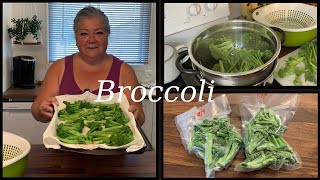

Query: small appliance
left=12, top=56, right=36, bottom=89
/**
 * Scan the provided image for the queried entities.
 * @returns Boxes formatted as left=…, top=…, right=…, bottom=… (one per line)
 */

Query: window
left=48, top=3, right=152, bottom=65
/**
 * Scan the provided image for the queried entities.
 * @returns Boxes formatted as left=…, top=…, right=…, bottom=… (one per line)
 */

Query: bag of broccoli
left=235, top=94, right=302, bottom=172
left=175, top=94, right=242, bottom=178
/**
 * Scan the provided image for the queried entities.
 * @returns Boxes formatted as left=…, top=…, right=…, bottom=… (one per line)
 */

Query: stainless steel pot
left=191, top=57, right=278, bottom=86
left=176, top=20, right=285, bottom=86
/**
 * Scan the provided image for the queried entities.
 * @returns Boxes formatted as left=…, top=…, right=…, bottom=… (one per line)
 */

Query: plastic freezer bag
left=175, top=94, right=242, bottom=178
left=235, top=94, right=302, bottom=172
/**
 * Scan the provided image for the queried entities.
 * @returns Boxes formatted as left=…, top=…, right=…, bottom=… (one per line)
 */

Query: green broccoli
left=56, top=123, right=83, bottom=138
left=237, top=108, right=300, bottom=171
left=242, top=32, right=272, bottom=51
left=188, top=116, right=242, bottom=173
left=91, top=125, right=133, bottom=146
left=209, top=40, right=234, bottom=61
left=210, top=46, right=272, bottom=73
left=293, top=76, right=302, bottom=86
left=109, top=126, right=134, bottom=146
left=278, top=40, right=317, bottom=85
left=55, top=100, right=134, bottom=146
left=278, top=56, right=305, bottom=78
left=86, top=121, right=102, bottom=133
left=105, top=118, right=123, bottom=128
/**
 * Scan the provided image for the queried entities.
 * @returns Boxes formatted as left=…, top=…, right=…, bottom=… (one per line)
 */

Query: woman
left=31, top=6, right=145, bottom=125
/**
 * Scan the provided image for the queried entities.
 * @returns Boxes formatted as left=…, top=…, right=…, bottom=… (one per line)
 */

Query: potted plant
left=8, top=15, right=42, bottom=44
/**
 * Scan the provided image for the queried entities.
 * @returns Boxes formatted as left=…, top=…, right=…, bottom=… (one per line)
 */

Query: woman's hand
left=38, top=97, right=59, bottom=123
left=128, top=105, right=145, bottom=126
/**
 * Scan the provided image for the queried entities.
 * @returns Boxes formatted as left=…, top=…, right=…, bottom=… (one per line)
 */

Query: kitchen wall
left=228, top=3, right=241, bottom=19
left=2, top=3, right=14, bottom=92
left=2, top=3, right=156, bottom=92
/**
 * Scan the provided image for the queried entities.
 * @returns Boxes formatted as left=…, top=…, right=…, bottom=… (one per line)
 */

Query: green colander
left=3, top=132, right=31, bottom=177
left=253, top=3, right=317, bottom=47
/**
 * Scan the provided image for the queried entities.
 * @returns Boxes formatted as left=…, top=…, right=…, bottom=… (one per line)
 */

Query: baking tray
left=56, top=124, right=154, bottom=155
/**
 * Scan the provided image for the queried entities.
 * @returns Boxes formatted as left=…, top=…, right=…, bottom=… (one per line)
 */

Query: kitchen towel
left=43, top=91, right=145, bottom=152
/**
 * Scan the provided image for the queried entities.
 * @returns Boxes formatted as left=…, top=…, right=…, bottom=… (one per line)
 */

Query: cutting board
left=274, top=40, right=317, bottom=86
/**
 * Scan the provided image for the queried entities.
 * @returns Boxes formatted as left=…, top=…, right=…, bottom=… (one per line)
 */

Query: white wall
left=3, top=3, right=157, bottom=91
left=3, top=3, right=14, bottom=92
left=11, top=3, right=48, bottom=84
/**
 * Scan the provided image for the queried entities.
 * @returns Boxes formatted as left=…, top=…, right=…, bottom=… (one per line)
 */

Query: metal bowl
left=179, top=20, right=284, bottom=86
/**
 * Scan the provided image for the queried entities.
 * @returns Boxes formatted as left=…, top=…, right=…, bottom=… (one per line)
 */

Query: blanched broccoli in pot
left=195, top=31, right=275, bottom=73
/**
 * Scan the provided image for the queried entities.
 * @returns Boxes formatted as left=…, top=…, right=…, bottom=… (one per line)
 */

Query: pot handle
left=175, top=50, right=200, bottom=75
left=271, top=27, right=286, bottom=44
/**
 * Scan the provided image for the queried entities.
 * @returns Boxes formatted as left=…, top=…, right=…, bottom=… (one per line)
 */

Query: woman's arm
left=119, top=62, right=145, bottom=126
left=31, top=60, right=64, bottom=123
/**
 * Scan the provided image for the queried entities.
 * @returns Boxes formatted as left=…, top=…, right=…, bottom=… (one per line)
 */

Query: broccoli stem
left=219, top=60, right=225, bottom=73
left=204, top=133, right=213, bottom=167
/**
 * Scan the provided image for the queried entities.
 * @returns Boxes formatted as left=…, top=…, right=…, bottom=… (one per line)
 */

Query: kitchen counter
left=3, top=85, right=41, bottom=102
left=24, top=145, right=156, bottom=177
left=163, top=93, right=318, bottom=178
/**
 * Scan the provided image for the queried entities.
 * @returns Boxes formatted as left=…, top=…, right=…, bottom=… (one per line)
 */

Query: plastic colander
left=253, top=3, right=317, bottom=47
left=3, top=131, right=31, bottom=177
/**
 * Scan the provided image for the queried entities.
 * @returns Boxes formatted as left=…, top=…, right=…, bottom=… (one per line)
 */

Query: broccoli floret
left=90, top=125, right=133, bottom=146
left=63, top=101, right=80, bottom=114
left=278, top=57, right=304, bottom=79
left=59, top=113, right=82, bottom=121
left=262, top=50, right=274, bottom=61
left=278, top=66, right=295, bottom=78
left=304, top=70, right=317, bottom=83
left=294, top=67, right=308, bottom=76
left=87, top=121, right=102, bottom=133
left=105, top=118, right=123, bottom=128
left=242, top=32, right=272, bottom=51
left=188, top=116, right=242, bottom=173
left=78, top=100, right=93, bottom=109
left=86, top=110, right=105, bottom=121
left=209, top=45, right=273, bottom=73
left=56, top=123, right=83, bottom=139
left=243, top=32, right=262, bottom=45
left=293, top=76, right=302, bottom=86
left=109, top=127, right=134, bottom=146
left=58, top=109, right=68, bottom=117
left=209, top=41, right=234, bottom=61
left=77, top=134, right=93, bottom=144
left=287, top=56, right=304, bottom=67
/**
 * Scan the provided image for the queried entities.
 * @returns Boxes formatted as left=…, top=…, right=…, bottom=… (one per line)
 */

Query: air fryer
left=12, top=56, right=36, bottom=89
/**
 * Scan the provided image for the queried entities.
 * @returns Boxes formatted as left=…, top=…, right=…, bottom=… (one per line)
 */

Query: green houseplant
left=8, top=15, right=42, bottom=44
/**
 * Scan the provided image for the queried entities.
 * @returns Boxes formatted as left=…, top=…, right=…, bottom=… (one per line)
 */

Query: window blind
left=48, top=3, right=152, bottom=65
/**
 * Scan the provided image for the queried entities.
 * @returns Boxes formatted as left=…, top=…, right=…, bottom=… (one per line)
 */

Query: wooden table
left=163, top=93, right=318, bottom=178
left=24, top=145, right=156, bottom=177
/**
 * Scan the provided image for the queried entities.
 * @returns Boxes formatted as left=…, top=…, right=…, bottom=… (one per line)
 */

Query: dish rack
left=253, top=3, right=317, bottom=32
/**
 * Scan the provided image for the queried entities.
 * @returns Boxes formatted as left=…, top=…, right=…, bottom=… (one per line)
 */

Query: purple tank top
left=59, top=54, right=123, bottom=95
